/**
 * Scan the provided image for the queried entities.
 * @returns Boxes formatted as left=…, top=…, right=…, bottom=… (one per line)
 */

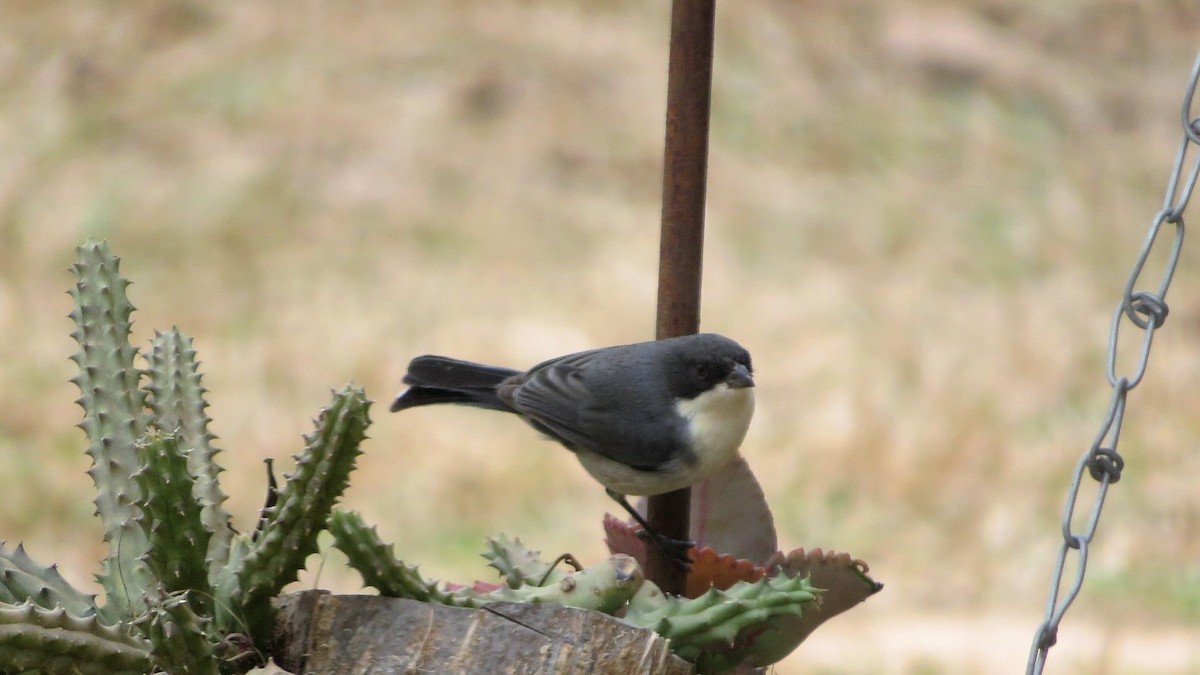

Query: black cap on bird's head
left=660, top=333, right=754, bottom=400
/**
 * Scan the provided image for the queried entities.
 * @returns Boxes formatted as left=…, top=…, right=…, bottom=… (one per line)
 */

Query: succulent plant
left=622, top=570, right=819, bottom=673
left=0, top=602, right=152, bottom=675
left=67, top=242, right=155, bottom=624
left=230, top=383, right=369, bottom=644
left=331, top=510, right=643, bottom=614
left=1, top=241, right=370, bottom=674
left=144, top=327, right=234, bottom=585
left=331, top=508, right=841, bottom=673
left=604, top=458, right=884, bottom=671
left=0, top=543, right=98, bottom=618
left=132, top=591, right=219, bottom=675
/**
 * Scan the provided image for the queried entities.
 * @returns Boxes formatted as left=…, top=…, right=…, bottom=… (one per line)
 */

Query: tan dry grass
left=1, top=1, right=1198, bottom=671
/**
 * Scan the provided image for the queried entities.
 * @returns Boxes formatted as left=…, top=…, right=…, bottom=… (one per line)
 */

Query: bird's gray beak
left=725, top=363, right=754, bottom=389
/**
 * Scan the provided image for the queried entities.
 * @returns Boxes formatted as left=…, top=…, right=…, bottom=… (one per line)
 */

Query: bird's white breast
left=571, top=382, right=755, bottom=497
left=674, top=382, right=755, bottom=482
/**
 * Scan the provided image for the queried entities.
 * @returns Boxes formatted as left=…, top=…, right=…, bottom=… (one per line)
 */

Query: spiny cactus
left=0, top=543, right=97, bottom=618
left=328, top=510, right=454, bottom=605
left=0, top=602, right=152, bottom=675
left=132, top=431, right=213, bottom=617
left=68, top=240, right=153, bottom=622
left=331, top=510, right=644, bottom=614
left=230, top=386, right=370, bottom=645
left=0, top=240, right=376, bottom=673
left=133, top=591, right=219, bottom=675
left=480, top=533, right=570, bottom=588
left=624, top=573, right=819, bottom=673
left=145, top=327, right=234, bottom=585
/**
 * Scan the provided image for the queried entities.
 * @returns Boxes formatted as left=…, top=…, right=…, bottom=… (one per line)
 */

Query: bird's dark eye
left=695, top=362, right=715, bottom=380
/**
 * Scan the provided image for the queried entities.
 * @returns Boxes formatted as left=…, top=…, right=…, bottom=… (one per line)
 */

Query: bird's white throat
left=675, top=382, right=755, bottom=477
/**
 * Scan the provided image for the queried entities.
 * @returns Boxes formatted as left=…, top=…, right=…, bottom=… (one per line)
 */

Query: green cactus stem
left=132, top=431, right=213, bottom=617
left=145, top=327, right=233, bottom=584
left=623, top=573, right=820, bottom=673
left=0, top=602, right=151, bottom=675
left=68, top=240, right=153, bottom=622
left=209, top=535, right=251, bottom=637
left=327, top=510, right=453, bottom=605
left=480, top=534, right=571, bottom=588
left=495, top=554, right=641, bottom=614
left=330, top=511, right=644, bottom=614
left=134, top=592, right=222, bottom=675
left=231, top=385, right=370, bottom=643
left=0, top=544, right=97, bottom=618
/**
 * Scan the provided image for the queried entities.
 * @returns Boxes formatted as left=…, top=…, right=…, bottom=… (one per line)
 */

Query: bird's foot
left=606, top=489, right=695, bottom=570
left=636, top=528, right=694, bottom=569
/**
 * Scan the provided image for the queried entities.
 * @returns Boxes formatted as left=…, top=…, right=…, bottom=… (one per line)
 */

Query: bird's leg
left=605, top=489, right=694, bottom=569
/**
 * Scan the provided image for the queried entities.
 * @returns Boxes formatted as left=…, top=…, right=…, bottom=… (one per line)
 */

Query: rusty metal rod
left=649, top=0, right=716, bottom=594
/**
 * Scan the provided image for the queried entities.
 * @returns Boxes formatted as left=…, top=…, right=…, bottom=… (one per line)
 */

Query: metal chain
left=1026, top=49, right=1200, bottom=674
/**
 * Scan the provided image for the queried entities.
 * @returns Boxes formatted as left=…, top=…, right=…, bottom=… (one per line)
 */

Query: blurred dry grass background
left=1, top=1, right=1199, bottom=672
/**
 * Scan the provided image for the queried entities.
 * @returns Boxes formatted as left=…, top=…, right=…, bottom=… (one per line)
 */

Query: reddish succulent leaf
left=687, top=548, right=882, bottom=670
left=748, top=547, right=883, bottom=664
left=688, top=455, right=777, bottom=561
left=602, top=451, right=881, bottom=668
left=684, top=546, right=766, bottom=598
left=602, top=513, right=649, bottom=568
left=443, top=580, right=504, bottom=593
left=604, top=515, right=883, bottom=667
left=604, top=516, right=769, bottom=599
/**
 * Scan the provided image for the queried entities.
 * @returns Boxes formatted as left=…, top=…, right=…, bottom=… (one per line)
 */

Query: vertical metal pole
left=650, top=0, right=716, bottom=594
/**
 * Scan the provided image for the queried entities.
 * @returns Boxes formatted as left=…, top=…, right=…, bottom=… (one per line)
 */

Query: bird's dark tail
left=389, top=355, right=520, bottom=413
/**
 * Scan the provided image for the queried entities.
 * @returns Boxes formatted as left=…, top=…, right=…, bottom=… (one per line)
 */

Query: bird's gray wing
left=501, top=351, right=680, bottom=470
left=500, top=352, right=600, bottom=452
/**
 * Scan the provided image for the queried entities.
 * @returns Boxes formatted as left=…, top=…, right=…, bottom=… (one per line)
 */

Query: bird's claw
left=636, top=528, right=694, bottom=569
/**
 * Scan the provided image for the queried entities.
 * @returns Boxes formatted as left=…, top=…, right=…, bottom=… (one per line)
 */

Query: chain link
left=1026, top=50, right=1200, bottom=674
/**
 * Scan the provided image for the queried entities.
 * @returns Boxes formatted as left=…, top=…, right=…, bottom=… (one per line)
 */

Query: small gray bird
left=390, top=333, right=755, bottom=561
